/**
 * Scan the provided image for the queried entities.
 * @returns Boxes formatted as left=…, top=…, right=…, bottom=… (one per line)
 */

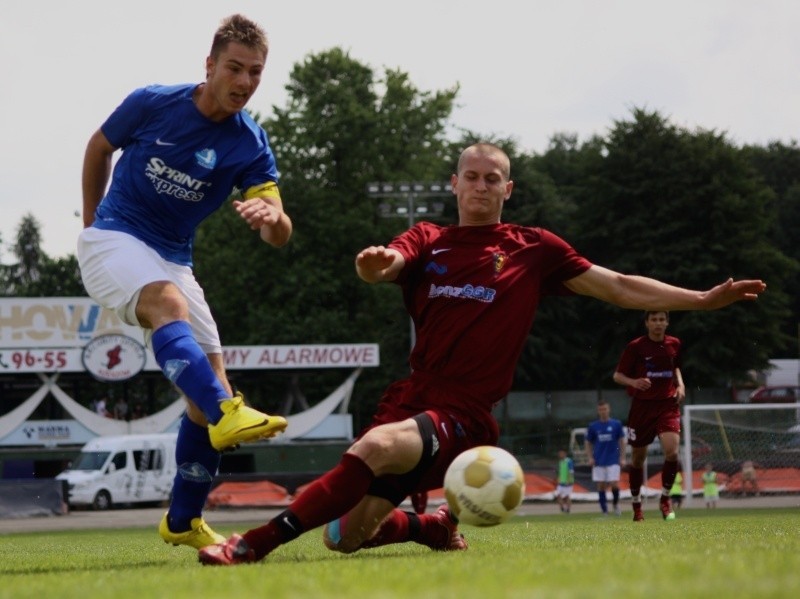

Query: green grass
left=2, top=509, right=799, bottom=599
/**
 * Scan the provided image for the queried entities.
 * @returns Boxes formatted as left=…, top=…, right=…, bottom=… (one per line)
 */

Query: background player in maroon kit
left=613, top=311, right=683, bottom=521
left=199, top=142, right=766, bottom=565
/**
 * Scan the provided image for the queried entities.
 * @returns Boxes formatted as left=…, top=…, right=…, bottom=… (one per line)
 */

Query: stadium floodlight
left=365, top=180, right=451, bottom=224
left=366, top=180, right=452, bottom=352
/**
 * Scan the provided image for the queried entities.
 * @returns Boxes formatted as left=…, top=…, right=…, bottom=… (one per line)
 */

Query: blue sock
left=612, top=487, right=620, bottom=507
left=168, top=416, right=221, bottom=532
left=151, top=321, right=226, bottom=423
left=598, top=491, right=608, bottom=513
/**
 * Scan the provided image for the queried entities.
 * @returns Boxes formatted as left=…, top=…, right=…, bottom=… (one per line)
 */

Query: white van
left=56, top=433, right=177, bottom=510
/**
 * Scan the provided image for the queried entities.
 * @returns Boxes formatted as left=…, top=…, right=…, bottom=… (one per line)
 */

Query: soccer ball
left=443, top=446, right=525, bottom=526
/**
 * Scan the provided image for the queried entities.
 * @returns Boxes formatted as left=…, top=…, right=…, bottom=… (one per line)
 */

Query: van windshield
left=72, top=451, right=110, bottom=471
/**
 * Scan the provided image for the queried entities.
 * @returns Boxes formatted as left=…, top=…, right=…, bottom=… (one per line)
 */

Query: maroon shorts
left=362, top=379, right=498, bottom=506
left=626, top=398, right=681, bottom=448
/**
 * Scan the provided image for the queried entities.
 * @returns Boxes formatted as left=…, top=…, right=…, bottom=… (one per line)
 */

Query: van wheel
left=92, top=491, right=112, bottom=511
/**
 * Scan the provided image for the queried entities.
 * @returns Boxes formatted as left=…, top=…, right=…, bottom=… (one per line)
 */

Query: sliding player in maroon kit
left=613, top=311, right=684, bottom=521
left=199, top=143, right=766, bottom=565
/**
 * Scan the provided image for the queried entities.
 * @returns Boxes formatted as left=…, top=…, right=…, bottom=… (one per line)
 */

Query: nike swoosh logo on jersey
left=155, top=138, right=177, bottom=146
left=431, top=248, right=451, bottom=255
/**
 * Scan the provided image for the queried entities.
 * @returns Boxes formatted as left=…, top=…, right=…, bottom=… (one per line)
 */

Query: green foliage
left=194, top=49, right=459, bottom=411
left=1, top=509, right=798, bottom=598
left=194, top=93, right=798, bottom=397
left=1, top=213, right=85, bottom=298
left=742, top=141, right=800, bottom=357
left=4, top=52, right=798, bottom=399
left=542, top=109, right=795, bottom=387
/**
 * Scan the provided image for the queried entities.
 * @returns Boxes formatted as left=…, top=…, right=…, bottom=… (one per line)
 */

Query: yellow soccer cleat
left=208, top=393, right=288, bottom=451
left=159, top=513, right=225, bottom=549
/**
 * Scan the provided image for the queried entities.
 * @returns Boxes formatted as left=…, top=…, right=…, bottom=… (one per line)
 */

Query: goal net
left=682, top=403, right=800, bottom=506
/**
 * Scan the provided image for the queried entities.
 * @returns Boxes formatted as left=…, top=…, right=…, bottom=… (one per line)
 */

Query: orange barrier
left=206, top=481, right=292, bottom=508
left=204, top=467, right=800, bottom=509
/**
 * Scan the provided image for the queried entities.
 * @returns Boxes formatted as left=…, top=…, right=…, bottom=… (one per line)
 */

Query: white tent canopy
left=0, top=370, right=361, bottom=444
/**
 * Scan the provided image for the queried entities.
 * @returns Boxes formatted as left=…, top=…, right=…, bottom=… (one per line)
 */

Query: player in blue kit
left=77, top=14, right=292, bottom=549
left=585, top=400, right=626, bottom=515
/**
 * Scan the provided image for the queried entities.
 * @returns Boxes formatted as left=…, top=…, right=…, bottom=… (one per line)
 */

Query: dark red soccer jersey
left=389, top=222, right=592, bottom=411
left=615, top=335, right=682, bottom=401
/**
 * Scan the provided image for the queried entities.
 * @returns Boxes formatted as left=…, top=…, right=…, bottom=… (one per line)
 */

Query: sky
left=2, top=0, right=799, bottom=260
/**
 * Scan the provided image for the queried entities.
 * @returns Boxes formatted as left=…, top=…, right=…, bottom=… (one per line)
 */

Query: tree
left=4, top=214, right=43, bottom=293
left=568, top=109, right=795, bottom=387
left=0, top=214, right=85, bottom=297
left=194, top=49, right=459, bottom=415
left=742, top=141, right=800, bottom=358
left=23, top=255, right=85, bottom=297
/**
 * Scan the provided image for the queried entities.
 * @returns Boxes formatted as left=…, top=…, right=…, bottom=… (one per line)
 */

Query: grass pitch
left=1, top=508, right=799, bottom=599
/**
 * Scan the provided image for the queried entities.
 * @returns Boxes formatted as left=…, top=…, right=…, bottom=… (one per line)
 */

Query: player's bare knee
left=138, top=282, right=190, bottom=324
left=350, top=430, right=393, bottom=463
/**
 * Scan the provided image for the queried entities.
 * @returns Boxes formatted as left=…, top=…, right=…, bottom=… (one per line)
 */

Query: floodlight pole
left=366, top=181, right=452, bottom=354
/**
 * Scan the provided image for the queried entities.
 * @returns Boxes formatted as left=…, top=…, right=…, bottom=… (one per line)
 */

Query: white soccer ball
left=443, top=446, right=525, bottom=527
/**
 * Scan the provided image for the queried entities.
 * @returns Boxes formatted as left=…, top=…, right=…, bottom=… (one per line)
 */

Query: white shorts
left=592, top=464, right=621, bottom=483
left=77, top=227, right=222, bottom=353
left=556, top=484, right=573, bottom=498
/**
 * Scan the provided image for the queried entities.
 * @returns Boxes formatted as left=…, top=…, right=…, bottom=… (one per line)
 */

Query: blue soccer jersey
left=586, top=418, right=625, bottom=466
left=92, top=83, right=279, bottom=266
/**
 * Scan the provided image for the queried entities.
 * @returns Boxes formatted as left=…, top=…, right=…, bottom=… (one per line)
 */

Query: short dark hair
left=210, top=14, right=268, bottom=59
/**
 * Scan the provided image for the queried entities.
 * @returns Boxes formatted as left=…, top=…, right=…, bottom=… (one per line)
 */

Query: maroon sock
left=661, top=459, right=678, bottom=492
left=411, top=492, right=429, bottom=514
left=629, top=466, right=644, bottom=498
left=411, top=509, right=457, bottom=549
left=361, top=509, right=449, bottom=550
left=243, top=453, right=374, bottom=560
left=360, top=509, right=412, bottom=548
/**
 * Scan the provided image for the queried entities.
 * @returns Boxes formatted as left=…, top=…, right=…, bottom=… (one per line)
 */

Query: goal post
left=682, top=403, right=800, bottom=507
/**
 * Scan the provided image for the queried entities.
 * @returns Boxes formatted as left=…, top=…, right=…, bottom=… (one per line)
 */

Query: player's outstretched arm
left=355, top=246, right=405, bottom=283
left=565, top=265, right=766, bottom=311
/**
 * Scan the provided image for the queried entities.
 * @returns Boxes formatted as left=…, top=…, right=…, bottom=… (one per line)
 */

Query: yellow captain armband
left=244, top=181, right=281, bottom=202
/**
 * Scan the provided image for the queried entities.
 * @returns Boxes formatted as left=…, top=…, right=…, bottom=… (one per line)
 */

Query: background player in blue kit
left=77, top=14, right=292, bottom=549
left=585, top=399, right=626, bottom=515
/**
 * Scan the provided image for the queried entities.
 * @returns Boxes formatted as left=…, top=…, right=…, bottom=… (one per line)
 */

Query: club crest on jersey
left=493, top=252, right=508, bottom=274
left=195, top=148, right=217, bottom=170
